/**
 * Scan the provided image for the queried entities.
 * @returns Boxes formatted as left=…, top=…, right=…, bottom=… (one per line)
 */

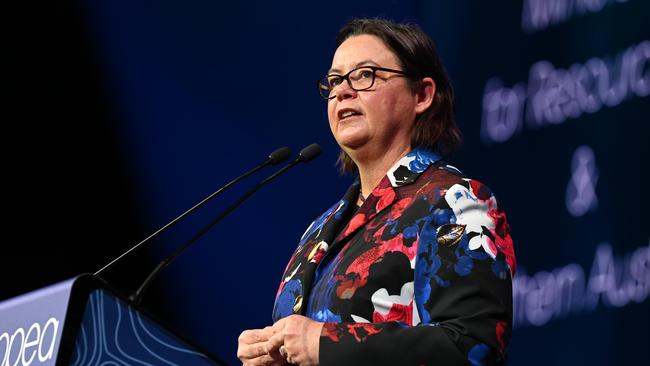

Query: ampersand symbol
left=565, top=145, right=599, bottom=217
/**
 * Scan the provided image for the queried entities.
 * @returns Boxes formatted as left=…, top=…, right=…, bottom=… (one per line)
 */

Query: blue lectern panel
left=70, top=289, right=217, bottom=365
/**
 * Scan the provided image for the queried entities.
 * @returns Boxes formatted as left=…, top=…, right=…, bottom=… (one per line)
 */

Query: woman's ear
left=414, top=77, right=436, bottom=114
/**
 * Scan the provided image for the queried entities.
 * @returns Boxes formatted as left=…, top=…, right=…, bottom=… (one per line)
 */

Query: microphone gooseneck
left=129, top=143, right=321, bottom=304
left=94, top=147, right=291, bottom=278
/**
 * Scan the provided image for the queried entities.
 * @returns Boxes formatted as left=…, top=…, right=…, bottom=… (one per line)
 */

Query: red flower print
left=488, top=208, right=516, bottom=275
left=344, top=213, right=367, bottom=237
left=373, top=302, right=413, bottom=324
left=495, top=321, right=508, bottom=355
left=335, top=274, right=364, bottom=299
left=470, top=180, right=493, bottom=201
left=346, top=323, right=383, bottom=342
left=322, top=323, right=343, bottom=342
left=374, top=187, right=396, bottom=212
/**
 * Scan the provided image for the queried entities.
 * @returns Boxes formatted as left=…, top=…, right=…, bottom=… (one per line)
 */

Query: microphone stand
left=94, top=147, right=291, bottom=278
left=129, top=143, right=321, bottom=304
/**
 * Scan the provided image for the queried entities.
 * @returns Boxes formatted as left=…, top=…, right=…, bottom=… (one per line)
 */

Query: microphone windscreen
left=298, top=143, right=322, bottom=162
left=268, top=147, right=292, bottom=164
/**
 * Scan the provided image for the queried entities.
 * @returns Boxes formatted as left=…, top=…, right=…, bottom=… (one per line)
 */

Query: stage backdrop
left=38, top=1, right=649, bottom=365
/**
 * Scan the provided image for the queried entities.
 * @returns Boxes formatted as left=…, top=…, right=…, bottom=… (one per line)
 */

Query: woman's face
left=327, top=34, right=419, bottom=159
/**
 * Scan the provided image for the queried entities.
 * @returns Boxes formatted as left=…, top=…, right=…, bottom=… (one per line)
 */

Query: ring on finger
left=279, top=345, right=288, bottom=358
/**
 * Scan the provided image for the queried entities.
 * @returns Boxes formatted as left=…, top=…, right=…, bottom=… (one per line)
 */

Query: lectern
left=0, top=274, right=228, bottom=365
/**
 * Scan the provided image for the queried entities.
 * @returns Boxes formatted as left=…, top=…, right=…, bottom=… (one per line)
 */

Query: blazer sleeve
left=318, top=180, right=515, bottom=366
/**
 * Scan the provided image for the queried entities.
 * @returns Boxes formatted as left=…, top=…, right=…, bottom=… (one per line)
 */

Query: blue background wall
left=5, top=1, right=649, bottom=365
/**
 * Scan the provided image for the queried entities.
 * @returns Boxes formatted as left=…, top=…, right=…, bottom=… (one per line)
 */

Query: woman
left=238, top=18, right=515, bottom=366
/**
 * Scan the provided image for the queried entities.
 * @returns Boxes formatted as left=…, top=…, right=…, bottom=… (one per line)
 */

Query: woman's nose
left=335, top=80, right=358, bottom=101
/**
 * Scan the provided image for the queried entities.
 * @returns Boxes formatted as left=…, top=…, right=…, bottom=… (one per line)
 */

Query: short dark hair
left=334, top=18, right=461, bottom=173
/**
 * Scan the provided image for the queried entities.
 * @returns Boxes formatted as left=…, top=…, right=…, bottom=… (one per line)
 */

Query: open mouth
left=338, top=109, right=362, bottom=121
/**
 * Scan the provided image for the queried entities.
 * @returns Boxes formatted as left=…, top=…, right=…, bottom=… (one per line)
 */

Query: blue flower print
left=407, top=148, right=442, bottom=173
left=468, top=343, right=490, bottom=366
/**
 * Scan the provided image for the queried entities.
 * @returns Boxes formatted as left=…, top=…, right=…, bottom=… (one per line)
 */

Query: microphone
left=94, top=146, right=292, bottom=278
left=129, top=143, right=321, bottom=304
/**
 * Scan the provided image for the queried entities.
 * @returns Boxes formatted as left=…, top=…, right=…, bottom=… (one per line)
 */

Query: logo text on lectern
left=0, top=317, right=59, bottom=366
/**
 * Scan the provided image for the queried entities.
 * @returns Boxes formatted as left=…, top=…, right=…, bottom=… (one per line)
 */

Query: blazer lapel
left=276, top=183, right=359, bottom=318
left=273, top=148, right=442, bottom=320
left=333, top=148, right=443, bottom=245
left=310, top=183, right=360, bottom=248
left=334, top=176, right=397, bottom=244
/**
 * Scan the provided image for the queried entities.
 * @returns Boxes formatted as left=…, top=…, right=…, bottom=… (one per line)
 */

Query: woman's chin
left=337, top=135, right=370, bottom=151
left=335, top=127, right=370, bottom=150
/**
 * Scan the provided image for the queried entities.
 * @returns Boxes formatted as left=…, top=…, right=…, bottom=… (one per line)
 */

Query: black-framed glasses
left=317, top=66, right=410, bottom=100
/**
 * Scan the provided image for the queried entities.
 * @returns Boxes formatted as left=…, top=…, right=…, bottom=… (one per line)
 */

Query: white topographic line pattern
left=70, top=289, right=215, bottom=365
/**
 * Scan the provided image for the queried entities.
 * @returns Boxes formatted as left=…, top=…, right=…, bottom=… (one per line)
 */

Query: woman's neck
left=353, top=144, right=412, bottom=199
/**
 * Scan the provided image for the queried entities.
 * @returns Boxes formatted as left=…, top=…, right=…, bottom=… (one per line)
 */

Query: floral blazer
left=272, top=148, right=516, bottom=366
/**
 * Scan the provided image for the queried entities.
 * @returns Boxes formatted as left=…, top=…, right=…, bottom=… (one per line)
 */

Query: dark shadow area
left=3, top=0, right=158, bottom=309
